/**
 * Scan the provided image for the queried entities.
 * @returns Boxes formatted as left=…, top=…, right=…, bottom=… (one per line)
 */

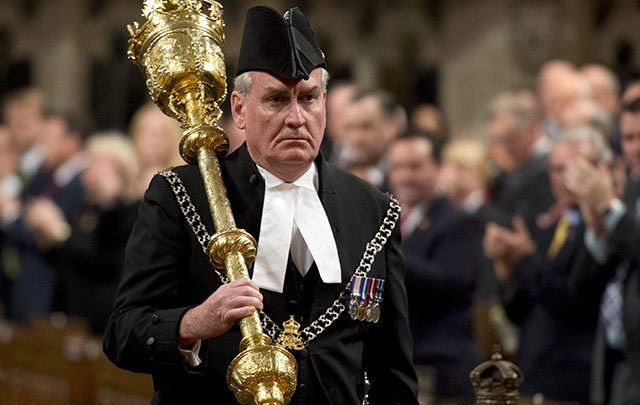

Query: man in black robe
left=103, top=6, right=418, bottom=405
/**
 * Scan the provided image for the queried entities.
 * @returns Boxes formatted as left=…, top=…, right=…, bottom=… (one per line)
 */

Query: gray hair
left=233, top=68, right=330, bottom=97
left=486, top=90, right=541, bottom=133
left=553, top=125, right=613, bottom=165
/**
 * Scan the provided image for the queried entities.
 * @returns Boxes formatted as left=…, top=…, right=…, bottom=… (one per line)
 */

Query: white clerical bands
left=252, top=164, right=342, bottom=293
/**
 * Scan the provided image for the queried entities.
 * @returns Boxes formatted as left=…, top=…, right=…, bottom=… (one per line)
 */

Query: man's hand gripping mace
left=127, top=1, right=297, bottom=404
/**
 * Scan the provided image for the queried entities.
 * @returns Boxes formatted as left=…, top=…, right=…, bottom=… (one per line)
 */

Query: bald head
left=538, top=62, right=590, bottom=122
left=580, top=63, right=620, bottom=114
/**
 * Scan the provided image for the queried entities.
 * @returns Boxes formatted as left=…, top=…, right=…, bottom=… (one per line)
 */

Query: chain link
left=159, top=170, right=229, bottom=283
left=159, top=169, right=401, bottom=345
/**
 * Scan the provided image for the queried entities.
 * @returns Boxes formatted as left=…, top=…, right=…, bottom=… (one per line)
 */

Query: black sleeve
left=608, top=211, right=640, bottom=263
left=103, top=175, right=204, bottom=374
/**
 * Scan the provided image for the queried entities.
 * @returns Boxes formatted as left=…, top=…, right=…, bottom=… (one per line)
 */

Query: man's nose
left=285, top=101, right=305, bottom=127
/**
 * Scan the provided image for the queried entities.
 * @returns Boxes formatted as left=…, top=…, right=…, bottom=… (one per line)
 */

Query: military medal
left=349, top=296, right=359, bottom=319
left=371, top=279, right=384, bottom=323
left=349, top=275, right=385, bottom=323
left=365, top=279, right=376, bottom=322
left=357, top=274, right=368, bottom=321
left=277, top=316, right=305, bottom=351
left=349, top=275, right=364, bottom=320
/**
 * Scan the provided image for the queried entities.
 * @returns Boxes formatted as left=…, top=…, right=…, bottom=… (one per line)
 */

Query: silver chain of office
left=159, top=169, right=400, bottom=346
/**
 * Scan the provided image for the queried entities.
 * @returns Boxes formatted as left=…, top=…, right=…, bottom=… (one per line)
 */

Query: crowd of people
left=1, top=56, right=639, bottom=404
left=0, top=91, right=182, bottom=333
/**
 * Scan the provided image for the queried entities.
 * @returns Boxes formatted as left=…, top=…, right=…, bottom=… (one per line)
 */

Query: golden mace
left=127, top=1, right=297, bottom=404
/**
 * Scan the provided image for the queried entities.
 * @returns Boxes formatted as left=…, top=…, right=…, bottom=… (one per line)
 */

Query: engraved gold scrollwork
left=207, top=228, right=257, bottom=270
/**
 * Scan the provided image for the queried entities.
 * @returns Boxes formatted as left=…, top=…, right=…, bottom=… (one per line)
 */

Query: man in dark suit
left=387, top=131, right=484, bottom=402
left=103, top=6, right=418, bottom=405
left=566, top=96, right=640, bottom=405
left=2, top=111, right=87, bottom=322
left=485, top=90, right=554, bottom=228
left=484, top=127, right=612, bottom=403
left=341, top=89, right=406, bottom=192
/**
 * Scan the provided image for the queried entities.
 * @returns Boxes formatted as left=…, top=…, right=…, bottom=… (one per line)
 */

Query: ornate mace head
left=128, top=0, right=229, bottom=163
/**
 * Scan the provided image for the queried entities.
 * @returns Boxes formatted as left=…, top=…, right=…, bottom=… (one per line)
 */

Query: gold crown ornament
left=470, top=346, right=524, bottom=405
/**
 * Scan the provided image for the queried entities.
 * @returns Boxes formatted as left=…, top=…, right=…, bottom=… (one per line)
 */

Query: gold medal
left=357, top=304, right=367, bottom=321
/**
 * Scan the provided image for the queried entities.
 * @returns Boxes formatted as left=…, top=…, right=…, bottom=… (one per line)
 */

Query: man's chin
left=277, top=148, right=317, bottom=165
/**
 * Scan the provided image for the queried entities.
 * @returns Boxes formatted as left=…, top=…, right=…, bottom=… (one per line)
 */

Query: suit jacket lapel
left=404, top=200, right=433, bottom=248
left=223, top=144, right=264, bottom=277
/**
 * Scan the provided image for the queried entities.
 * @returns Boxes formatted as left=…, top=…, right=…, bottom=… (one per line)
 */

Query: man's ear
left=231, top=91, right=246, bottom=130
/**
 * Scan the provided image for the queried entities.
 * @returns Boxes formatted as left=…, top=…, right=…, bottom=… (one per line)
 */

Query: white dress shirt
left=253, top=163, right=341, bottom=293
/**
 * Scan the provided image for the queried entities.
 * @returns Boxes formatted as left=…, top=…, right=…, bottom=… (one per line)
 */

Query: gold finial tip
left=142, top=0, right=164, bottom=17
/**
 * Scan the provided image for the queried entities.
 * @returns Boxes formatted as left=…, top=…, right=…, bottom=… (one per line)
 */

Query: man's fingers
left=226, top=295, right=264, bottom=312
left=224, top=306, right=258, bottom=323
left=512, top=216, right=530, bottom=236
left=232, top=285, right=263, bottom=301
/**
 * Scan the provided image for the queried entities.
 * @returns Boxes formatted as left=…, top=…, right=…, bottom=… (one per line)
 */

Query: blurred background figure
left=557, top=98, right=614, bottom=142
left=1, top=111, right=89, bottom=322
left=410, top=103, right=448, bottom=155
left=24, top=132, right=139, bottom=334
left=0, top=87, right=48, bottom=320
left=220, top=111, right=245, bottom=155
left=129, top=103, right=183, bottom=197
left=566, top=88, right=640, bottom=405
left=321, top=80, right=357, bottom=167
left=388, top=131, right=484, bottom=403
left=537, top=60, right=591, bottom=139
left=0, top=126, right=20, bottom=316
left=622, top=80, right=640, bottom=104
left=484, top=126, right=612, bottom=403
left=581, top=63, right=621, bottom=118
left=343, top=89, right=406, bottom=190
left=485, top=90, right=553, bottom=227
left=438, top=137, right=491, bottom=214
left=1, top=88, right=47, bottom=183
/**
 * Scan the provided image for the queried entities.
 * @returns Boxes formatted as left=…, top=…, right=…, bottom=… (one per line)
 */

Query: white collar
left=256, top=163, right=318, bottom=192
left=252, top=162, right=341, bottom=293
left=402, top=202, right=427, bottom=237
left=54, top=153, right=88, bottom=188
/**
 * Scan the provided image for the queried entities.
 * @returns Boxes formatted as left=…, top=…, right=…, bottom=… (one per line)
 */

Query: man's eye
left=300, top=94, right=316, bottom=104
left=268, top=96, right=287, bottom=103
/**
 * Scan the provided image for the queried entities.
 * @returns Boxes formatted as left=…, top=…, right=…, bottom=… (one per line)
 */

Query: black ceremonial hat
left=236, top=6, right=326, bottom=81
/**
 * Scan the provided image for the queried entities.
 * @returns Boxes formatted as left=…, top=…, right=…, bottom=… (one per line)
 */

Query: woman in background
left=129, top=103, right=183, bottom=197
left=25, top=132, right=139, bottom=334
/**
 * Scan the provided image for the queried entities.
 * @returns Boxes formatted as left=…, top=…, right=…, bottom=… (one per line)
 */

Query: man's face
left=343, top=96, right=390, bottom=166
left=549, top=139, right=595, bottom=206
left=3, top=102, right=45, bottom=152
left=387, top=137, right=438, bottom=208
left=133, top=108, right=180, bottom=167
left=42, top=117, right=75, bottom=169
left=326, top=84, right=355, bottom=142
left=231, top=69, right=326, bottom=177
left=488, top=112, right=530, bottom=171
left=620, top=111, right=640, bottom=176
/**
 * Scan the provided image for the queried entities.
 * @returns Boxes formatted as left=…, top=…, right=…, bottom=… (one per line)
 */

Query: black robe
left=103, top=145, right=418, bottom=404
